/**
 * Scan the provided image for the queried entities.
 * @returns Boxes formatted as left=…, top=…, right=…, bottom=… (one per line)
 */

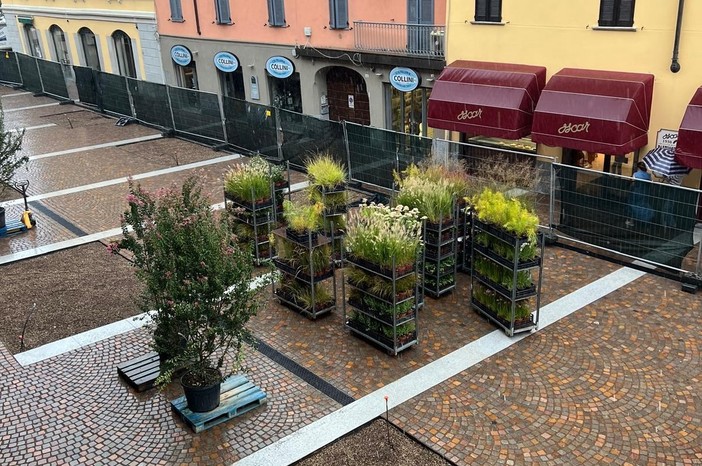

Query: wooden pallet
left=171, top=374, right=267, bottom=433
left=116, top=352, right=160, bottom=392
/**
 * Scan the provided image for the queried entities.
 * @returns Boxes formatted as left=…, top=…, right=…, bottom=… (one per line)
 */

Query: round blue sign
left=265, top=56, right=294, bottom=79
left=171, top=45, right=192, bottom=67
left=214, top=51, right=239, bottom=73
left=389, top=67, right=420, bottom=92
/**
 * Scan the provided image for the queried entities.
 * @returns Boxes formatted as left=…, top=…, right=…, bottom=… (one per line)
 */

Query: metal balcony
left=353, top=21, right=445, bottom=58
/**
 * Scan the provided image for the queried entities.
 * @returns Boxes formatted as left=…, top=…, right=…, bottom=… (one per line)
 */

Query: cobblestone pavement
left=2, top=88, right=701, bottom=465
left=392, top=272, right=702, bottom=465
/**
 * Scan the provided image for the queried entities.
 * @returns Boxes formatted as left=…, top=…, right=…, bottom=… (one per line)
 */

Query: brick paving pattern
left=392, top=273, right=702, bottom=465
left=2, top=87, right=701, bottom=465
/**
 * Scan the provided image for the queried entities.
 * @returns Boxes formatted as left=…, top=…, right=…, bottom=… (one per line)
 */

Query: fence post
left=275, top=106, right=283, bottom=161
left=14, top=53, right=24, bottom=87
left=549, top=161, right=556, bottom=234
left=165, top=85, right=177, bottom=133
left=218, top=94, right=229, bottom=147
left=343, top=121, right=352, bottom=181
left=34, top=57, right=46, bottom=95
left=93, top=69, right=104, bottom=113
left=126, top=77, right=137, bottom=119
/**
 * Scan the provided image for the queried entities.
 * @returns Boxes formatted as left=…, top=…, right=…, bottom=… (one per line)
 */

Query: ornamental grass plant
left=472, top=188, right=539, bottom=242
left=224, top=156, right=278, bottom=203
left=345, top=202, right=423, bottom=271
left=282, top=200, right=323, bottom=234
left=306, top=152, right=347, bottom=190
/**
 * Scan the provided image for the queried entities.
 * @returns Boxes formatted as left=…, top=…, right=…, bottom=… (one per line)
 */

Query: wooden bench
left=116, top=352, right=161, bottom=392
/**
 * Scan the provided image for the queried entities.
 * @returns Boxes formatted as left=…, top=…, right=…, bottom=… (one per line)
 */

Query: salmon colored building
left=155, top=0, right=446, bottom=134
left=1, top=0, right=164, bottom=82
left=432, top=0, right=702, bottom=189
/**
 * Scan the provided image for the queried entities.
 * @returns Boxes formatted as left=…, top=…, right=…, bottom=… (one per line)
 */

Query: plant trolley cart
left=470, top=218, right=544, bottom=336
left=271, top=227, right=338, bottom=319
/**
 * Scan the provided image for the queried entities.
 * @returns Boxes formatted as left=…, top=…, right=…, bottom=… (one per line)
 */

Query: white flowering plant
left=345, top=202, right=423, bottom=271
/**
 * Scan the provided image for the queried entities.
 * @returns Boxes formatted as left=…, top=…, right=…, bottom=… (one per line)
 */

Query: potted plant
left=469, top=188, right=543, bottom=336
left=110, top=177, right=260, bottom=412
left=344, top=202, right=422, bottom=354
left=282, top=199, right=323, bottom=243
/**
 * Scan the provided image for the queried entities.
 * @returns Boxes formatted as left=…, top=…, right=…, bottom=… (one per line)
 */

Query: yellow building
left=432, top=0, right=702, bottom=188
left=1, top=0, right=163, bottom=82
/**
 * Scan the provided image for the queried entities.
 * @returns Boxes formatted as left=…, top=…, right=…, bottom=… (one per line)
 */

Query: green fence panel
left=554, top=164, right=698, bottom=268
left=0, top=52, right=22, bottom=84
left=36, top=59, right=68, bottom=98
left=98, top=72, right=131, bottom=116
left=278, top=109, right=346, bottom=169
left=169, top=86, right=224, bottom=142
left=127, top=78, right=172, bottom=129
left=72, top=66, right=98, bottom=106
left=17, top=54, right=42, bottom=94
left=346, top=122, right=432, bottom=189
left=222, top=97, right=278, bottom=158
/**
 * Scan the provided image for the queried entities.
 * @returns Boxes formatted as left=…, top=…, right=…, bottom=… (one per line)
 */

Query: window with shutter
left=215, top=0, right=231, bottom=24
left=169, top=0, right=183, bottom=21
left=474, top=0, right=501, bottom=22
left=329, top=0, right=349, bottom=30
left=598, top=0, right=635, bottom=27
left=267, top=0, right=286, bottom=27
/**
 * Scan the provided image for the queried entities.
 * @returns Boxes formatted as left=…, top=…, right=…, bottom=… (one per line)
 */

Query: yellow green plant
left=472, top=188, right=539, bottom=242
left=305, top=152, right=347, bottom=189
left=283, top=200, right=323, bottom=233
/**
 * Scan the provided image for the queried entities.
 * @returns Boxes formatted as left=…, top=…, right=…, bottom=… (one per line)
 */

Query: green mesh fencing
left=554, top=164, right=698, bottom=269
left=17, top=54, right=42, bottom=94
left=36, top=59, right=68, bottom=98
left=127, top=78, right=172, bottom=129
left=222, top=97, right=278, bottom=158
left=98, top=72, right=131, bottom=116
left=0, top=52, right=22, bottom=84
left=278, top=109, right=346, bottom=169
left=346, top=122, right=432, bottom=189
left=72, top=66, right=98, bottom=106
left=168, top=86, right=224, bottom=142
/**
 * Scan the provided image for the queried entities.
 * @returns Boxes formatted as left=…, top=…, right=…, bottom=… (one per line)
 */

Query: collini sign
left=389, top=67, right=420, bottom=92
left=265, top=56, right=294, bottom=79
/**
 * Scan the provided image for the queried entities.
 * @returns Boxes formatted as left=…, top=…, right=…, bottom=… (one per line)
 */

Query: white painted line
left=0, top=153, right=241, bottom=208
left=1, top=92, right=32, bottom=98
left=234, top=266, right=647, bottom=466
left=14, top=271, right=274, bottom=366
left=29, top=134, right=164, bottom=161
left=4, top=102, right=60, bottom=112
left=8, top=123, right=57, bottom=133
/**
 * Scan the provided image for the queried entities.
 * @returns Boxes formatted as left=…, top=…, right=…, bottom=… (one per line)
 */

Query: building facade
left=155, top=0, right=446, bottom=136
left=435, top=0, right=702, bottom=187
left=1, top=0, right=164, bottom=83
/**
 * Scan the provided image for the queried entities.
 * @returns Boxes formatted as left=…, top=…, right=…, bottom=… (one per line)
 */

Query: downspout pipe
left=193, top=0, right=202, bottom=35
left=670, top=0, right=684, bottom=73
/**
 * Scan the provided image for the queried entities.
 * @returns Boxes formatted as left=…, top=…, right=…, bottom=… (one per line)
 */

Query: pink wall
left=156, top=0, right=446, bottom=49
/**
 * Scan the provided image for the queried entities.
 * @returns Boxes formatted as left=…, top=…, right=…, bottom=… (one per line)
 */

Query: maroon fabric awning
left=675, top=86, right=702, bottom=169
left=531, top=68, right=654, bottom=155
left=427, top=61, right=547, bottom=140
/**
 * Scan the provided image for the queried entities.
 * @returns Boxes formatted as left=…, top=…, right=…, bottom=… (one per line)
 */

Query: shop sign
left=457, top=108, right=482, bottom=120
left=558, top=121, right=590, bottom=134
left=265, top=56, right=294, bottom=79
left=214, top=51, right=239, bottom=73
left=389, top=67, right=420, bottom=92
left=656, top=129, right=678, bottom=149
left=17, top=16, right=34, bottom=25
left=171, top=45, right=192, bottom=67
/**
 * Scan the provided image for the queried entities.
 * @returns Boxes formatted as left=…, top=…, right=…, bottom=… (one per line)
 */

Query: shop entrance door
left=326, top=67, right=369, bottom=125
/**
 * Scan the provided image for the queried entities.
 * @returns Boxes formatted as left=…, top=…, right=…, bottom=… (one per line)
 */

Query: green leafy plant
left=224, top=158, right=273, bottom=204
left=472, top=188, right=539, bottom=242
left=109, top=177, right=260, bottom=388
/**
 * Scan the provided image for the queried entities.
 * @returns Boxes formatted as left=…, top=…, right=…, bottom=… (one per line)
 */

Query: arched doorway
left=325, top=67, right=370, bottom=126
left=49, top=25, right=71, bottom=64
left=112, top=30, right=136, bottom=78
left=79, top=27, right=101, bottom=70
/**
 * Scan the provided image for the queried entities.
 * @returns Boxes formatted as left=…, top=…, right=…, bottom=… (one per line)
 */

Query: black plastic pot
left=181, top=370, right=222, bottom=413
left=0, top=206, right=5, bottom=229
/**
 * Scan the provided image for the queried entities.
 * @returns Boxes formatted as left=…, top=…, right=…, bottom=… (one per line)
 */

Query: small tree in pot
left=110, top=177, right=260, bottom=412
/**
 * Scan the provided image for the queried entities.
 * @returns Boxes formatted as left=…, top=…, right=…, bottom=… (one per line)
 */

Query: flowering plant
left=345, top=202, right=422, bottom=270
left=109, top=177, right=260, bottom=388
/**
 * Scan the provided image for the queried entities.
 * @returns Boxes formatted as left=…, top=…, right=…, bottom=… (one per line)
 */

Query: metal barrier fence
left=1, top=51, right=700, bottom=276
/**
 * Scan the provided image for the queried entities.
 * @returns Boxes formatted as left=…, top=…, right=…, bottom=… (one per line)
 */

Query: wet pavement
left=0, top=88, right=700, bottom=465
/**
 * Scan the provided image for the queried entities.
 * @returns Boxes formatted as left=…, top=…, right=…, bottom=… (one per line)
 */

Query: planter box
left=272, top=258, right=333, bottom=284
left=471, top=298, right=535, bottom=333
left=346, top=256, right=415, bottom=280
left=346, top=319, right=417, bottom=354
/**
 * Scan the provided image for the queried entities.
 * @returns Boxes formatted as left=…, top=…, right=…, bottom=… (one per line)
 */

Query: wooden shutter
left=216, top=0, right=231, bottom=24
left=617, top=0, right=635, bottom=27
left=475, top=0, right=500, bottom=22
left=267, top=0, right=286, bottom=26
left=169, top=0, right=183, bottom=21
left=489, top=0, right=501, bottom=22
left=329, top=0, right=348, bottom=29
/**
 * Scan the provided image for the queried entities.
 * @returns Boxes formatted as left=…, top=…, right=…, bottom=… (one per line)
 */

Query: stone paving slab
left=1, top=93, right=58, bottom=111
left=391, top=272, right=702, bottom=465
left=0, top=329, right=341, bottom=465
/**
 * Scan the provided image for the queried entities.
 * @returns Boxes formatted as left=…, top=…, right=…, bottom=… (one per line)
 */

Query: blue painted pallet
left=171, top=374, right=267, bottom=433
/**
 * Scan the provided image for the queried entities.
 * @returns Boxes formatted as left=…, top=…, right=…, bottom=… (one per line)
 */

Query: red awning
left=675, top=86, right=702, bottom=169
left=531, top=68, right=654, bottom=155
left=427, top=61, right=547, bottom=140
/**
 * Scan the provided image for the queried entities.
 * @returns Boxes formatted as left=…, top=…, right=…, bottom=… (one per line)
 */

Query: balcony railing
left=353, top=21, right=445, bottom=58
